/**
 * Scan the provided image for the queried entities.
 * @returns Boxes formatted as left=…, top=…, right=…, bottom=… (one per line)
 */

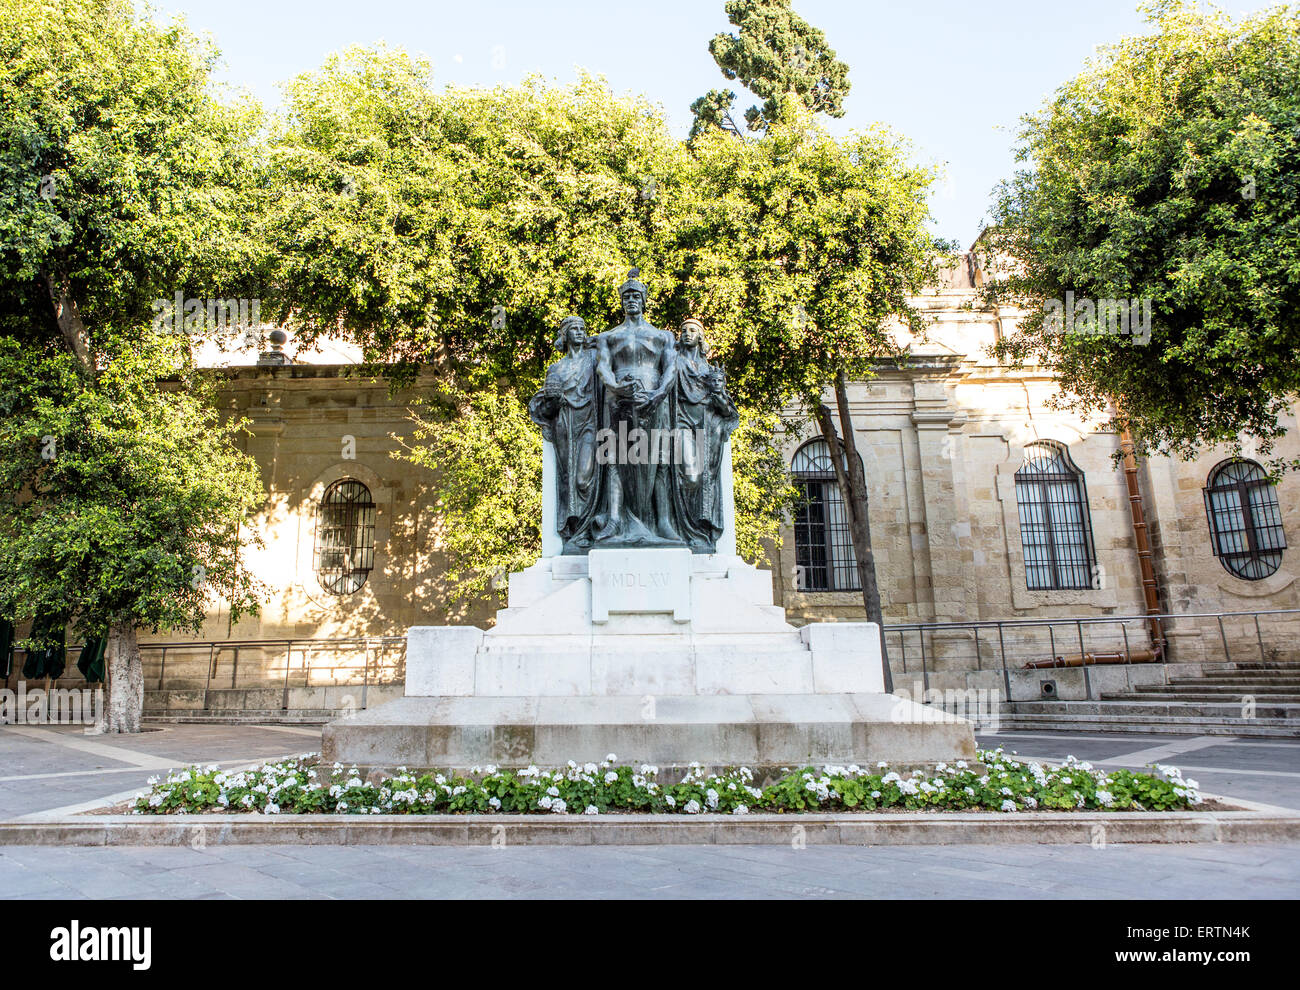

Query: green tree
left=0, top=340, right=264, bottom=732
left=677, top=111, right=944, bottom=687
left=690, top=0, right=851, bottom=140
left=265, top=53, right=689, bottom=381
left=0, top=0, right=267, bottom=731
left=268, top=51, right=796, bottom=599
left=984, top=1, right=1300, bottom=468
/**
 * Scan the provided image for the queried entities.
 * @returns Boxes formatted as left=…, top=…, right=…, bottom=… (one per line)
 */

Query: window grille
left=1014, top=442, right=1096, bottom=590
left=315, top=479, right=376, bottom=595
left=1203, top=459, right=1286, bottom=580
left=791, top=439, right=860, bottom=592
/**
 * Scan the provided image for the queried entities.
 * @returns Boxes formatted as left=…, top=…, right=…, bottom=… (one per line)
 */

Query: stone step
left=1135, top=682, right=1300, bottom=696
left=144, top=711, right=333, bottom=725
left=1010, top=699, right=1300, bottom=718
left=1106, top=691, right=1300, bottom=703
left=1178, top=672, right=1300, bottom=681
left=994, top=712, right=1300, bottom=738
left=1166, top=682, right=1300, bottom=693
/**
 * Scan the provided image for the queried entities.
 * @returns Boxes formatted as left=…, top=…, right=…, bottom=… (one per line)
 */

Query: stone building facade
left=143, top=265, right=1300, bottom=677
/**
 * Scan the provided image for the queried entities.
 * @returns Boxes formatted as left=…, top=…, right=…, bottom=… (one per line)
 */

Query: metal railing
left=9, top=609, right=1299, bottom=713
left=883, top=608, right=1300, bottom=702
left=5, top=636, right=406, bottom=712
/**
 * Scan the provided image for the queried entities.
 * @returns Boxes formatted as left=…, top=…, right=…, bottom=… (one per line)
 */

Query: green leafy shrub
left=130, top=748, right=1202, bottom=816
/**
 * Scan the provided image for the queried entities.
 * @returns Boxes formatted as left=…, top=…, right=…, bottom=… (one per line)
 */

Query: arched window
left=1203, top=460, right=1286, bottom=580
left=314, top=479, right=376, bottom=595
left=1014, top=442, right=1096, bottom=590
left=791, top=439, right=860, bottom=592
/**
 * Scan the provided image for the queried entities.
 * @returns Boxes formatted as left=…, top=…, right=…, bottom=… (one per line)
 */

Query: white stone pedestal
left=323, top=548, right=976, bottom=772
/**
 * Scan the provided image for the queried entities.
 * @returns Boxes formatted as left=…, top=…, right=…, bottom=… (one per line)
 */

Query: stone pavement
left=0, top=723, right=318, bottom=819
left=1, top=723, right=1298, bottom=899
left=0, top=840, right=1296, bottom=899
left=977, top=730, right=1300, bottom=811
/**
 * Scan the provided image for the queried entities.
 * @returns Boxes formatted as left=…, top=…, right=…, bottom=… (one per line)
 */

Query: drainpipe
left=1118, top=427, right=1166, bottom=658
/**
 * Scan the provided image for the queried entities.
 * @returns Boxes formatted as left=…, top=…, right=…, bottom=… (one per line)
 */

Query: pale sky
left=145, top=0, right=1272, bottom=247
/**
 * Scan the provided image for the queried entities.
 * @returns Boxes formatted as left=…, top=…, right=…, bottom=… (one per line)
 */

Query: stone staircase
left=1001, top=660, right=1300, bottom=737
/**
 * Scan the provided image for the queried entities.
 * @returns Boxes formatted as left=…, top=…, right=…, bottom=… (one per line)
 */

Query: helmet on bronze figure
left=618, top=267, right=648, bottom=304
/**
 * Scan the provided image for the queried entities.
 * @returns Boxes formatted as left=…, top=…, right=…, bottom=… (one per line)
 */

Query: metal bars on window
left=1204, top=459, right=1286, bottom=581
left=314, top=479, right=377, bottom=595
left=1014, top=442, right=1096, bottom=591
left=791, top=439, right=860, bottom=592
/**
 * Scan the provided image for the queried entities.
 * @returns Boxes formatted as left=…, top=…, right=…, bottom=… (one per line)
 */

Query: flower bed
left=128, top=748, right=1203, bottom=816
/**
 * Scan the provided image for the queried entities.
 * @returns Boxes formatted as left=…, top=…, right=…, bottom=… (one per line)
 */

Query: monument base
left=322, top=550, right=977, bottom=773
left=322, top=693, right=975, bottom=775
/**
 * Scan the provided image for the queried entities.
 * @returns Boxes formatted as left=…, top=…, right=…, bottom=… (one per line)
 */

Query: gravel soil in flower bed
left=106, top=748, right=1215, bottom=817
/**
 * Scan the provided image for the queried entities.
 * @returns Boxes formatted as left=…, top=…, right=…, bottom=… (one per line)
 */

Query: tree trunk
left=811, top=372, right=894, bottom=692
left=42, top=272, right=93, bottom=371
left=103, top=621, right=143, bottom=734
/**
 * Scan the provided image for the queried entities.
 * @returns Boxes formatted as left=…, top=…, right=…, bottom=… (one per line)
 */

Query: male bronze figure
left=528, top=268, right=738, bottom=554
left=591, top=268, right=679, bottom=545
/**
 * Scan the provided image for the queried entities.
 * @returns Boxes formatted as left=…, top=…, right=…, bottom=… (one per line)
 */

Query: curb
left=3, top=809, right=1299, bottom=847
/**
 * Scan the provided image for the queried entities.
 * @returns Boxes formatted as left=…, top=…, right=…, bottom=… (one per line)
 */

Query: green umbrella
left=76, top=633, right=107, bottom=684
left=22, top=614, right=67, bottom=680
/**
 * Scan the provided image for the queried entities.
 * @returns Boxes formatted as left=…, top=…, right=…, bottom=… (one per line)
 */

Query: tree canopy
left=985, top=0, right=1300, bottom=468
left=675, top=111, right=940, bottom=412
left=0, top=338, right=263, bottom=642
left=266, top=52, right=691, bottom=383
left=0, top=0, right=268, bottom=730
left=690, top=0, right=851, bottom=140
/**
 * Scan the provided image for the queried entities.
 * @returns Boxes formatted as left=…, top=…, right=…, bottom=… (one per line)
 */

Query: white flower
left=488, top=797, right=501, bottom=809
left=665, top=795, right=676, bottom=808
left=264, top=802, right=280, bottom=815
left=1096, top=790, right=1114, bottom=807
left=605, top=754, right=617, bottom=763
left=584, top=805, right=599, bottom=815
left=1185, top=778, right=1200, bottom=791
left=683, top=799, right=702, bottom=815
left=1000, top=786, right=1013, bottom=796
left=1000, top=799, right=1016, bottom=812
left=538, top=795, right=553, bottom=810
left=956, top=760, right=968, bottom=769
left=550, top=799, right=567, bottom=814
left=870, top=790, right=881, bottom=799
left=546, top=785, right=559, bottom=797
left=733, top=805, right=749, bottom=815
left=964, top=787, right=975, bottom=797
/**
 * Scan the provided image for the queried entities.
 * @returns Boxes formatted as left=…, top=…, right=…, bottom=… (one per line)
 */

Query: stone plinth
left=321, top=549, right=978, bottom=773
